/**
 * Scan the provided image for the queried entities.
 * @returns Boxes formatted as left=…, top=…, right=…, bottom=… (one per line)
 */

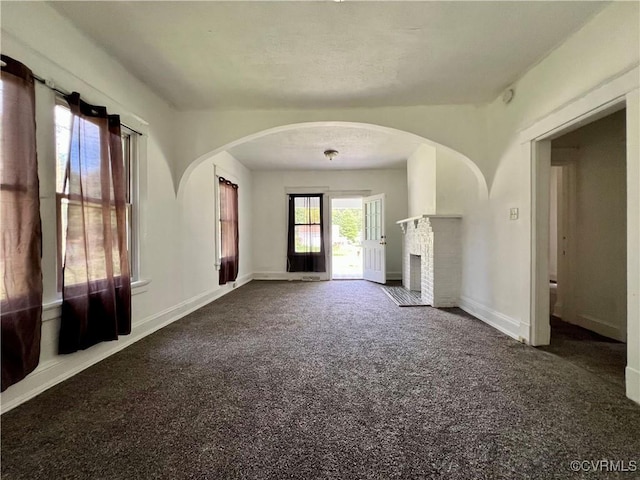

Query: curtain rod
left=32, top=72, right=69, bottom=97
left=32, top=74, right=143, bottom=136
left=3, top=57, right=143, bottom=136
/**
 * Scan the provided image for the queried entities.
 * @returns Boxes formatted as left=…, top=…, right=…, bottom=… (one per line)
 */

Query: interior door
left=362, top=193, right=386, bottom=284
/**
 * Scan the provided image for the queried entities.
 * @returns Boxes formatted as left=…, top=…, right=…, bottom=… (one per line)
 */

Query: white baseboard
left=459, top=295, right=522, bottom=342
left=253, top=271, right=329, bottom=281
left=627, top=366, right=640, bottom=405
left=253, top=271, right=402, bottom=282
left=387, top=271, right=402, bottom=281
left=0, top=274, right=252, bottom=414
left=571, top=313, right=625, bottom=342
left=552, top=301, right=563, bottom=319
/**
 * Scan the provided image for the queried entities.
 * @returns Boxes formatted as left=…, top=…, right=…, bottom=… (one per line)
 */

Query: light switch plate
left=510, top=207, right=519, bottom=220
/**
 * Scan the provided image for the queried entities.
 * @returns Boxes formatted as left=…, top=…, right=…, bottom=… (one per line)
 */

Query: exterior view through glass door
left=331, top=198, right=363, bottom=279
left=363, top=193, right=386, bottom=284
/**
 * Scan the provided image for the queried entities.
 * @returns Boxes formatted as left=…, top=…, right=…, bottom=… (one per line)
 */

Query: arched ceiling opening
left=178, top=122, right=488, bottom=199
left=227, top=124, right=422, bottom=171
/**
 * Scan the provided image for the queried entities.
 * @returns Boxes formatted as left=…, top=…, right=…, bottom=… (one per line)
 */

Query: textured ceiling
left=227, top=126, right=423, bottom=170
left=50, top=1, right=607, bottom=110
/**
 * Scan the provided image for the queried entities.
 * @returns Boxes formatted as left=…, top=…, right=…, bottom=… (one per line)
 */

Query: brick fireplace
left=397, top=215, right=462, bottom=307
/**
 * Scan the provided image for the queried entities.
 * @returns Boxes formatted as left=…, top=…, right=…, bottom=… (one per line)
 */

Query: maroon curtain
left=1, top=55, right=43, bottom=391
left=58, top=92, right=131, bottom=354
left=218, top=177, right=239, bottom=285
left=287, top=194, right=326, bottom=272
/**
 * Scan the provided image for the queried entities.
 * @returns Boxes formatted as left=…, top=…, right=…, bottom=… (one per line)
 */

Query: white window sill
left=41, top=278, right=151, bottom=323
left=132, top=278, right=151, bottom=295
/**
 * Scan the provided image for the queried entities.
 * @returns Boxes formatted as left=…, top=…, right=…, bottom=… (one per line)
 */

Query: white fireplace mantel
left=397, top=214, right=462, bottom=307
left=396, top=214, right=462, bottom=233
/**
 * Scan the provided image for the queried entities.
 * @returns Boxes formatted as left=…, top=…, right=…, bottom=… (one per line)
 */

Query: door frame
left=524, top=66, right=639, bottom=402
left=529, top=97, right=627, bottom=346
left=327, top=190, right=371, bottom=281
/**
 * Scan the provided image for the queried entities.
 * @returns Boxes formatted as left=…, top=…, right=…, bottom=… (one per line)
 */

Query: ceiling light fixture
left=324, top=149, right=339, bottom=161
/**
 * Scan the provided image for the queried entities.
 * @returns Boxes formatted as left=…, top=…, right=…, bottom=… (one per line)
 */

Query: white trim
left=626, top=89, right=640, bottom=406
left=252, top=271, right=402, bottom=282
left=570, top=314, right=625, bottom=343
left=459, top=295, right=522, bottom=342
left=386, top=272, right=402, bottom=281
left=0, top=275, right=252, bottom=414
left=253, top=272, right=328, bottom=281
left=42, top=300, right=62, bottom=322
left=529, top=139, right=552, bottom=346
left=327, top=190, right=371, bottom=198
left=396, top=214, right=462, bottom=225
left=213, top=165, right=240, bottom=185
left=519, top=65, right=638, bottom=142
left=131, top=278, right=151, bottom=296
left=627, top=366, right=640, bottom=404
left=39, top=279, right=151, bottom=324
left=213, top=164, right=221, bottom=269
left=285, top=186, right=329, bottom=194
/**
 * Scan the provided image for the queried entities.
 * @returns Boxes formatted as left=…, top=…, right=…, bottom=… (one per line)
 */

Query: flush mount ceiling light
left=324, top=149, right=339, bottom=161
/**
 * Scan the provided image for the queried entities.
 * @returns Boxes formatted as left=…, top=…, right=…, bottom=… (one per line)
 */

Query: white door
left=362, top=193, right=386, bottom=284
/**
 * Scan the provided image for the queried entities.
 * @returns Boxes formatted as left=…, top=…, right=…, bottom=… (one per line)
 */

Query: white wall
left=551, top=110, right=627, bottom=341
left=252, top=169, right=407, bottom=279
left=477, top=2, right=639, bottom=403
left=180, top=151, right=253, bottom=299
left=454, top=2, right=639, bottom=342
left=435, top=146, right=485, bottom=216
left=407, top=144, right=436, bottom=217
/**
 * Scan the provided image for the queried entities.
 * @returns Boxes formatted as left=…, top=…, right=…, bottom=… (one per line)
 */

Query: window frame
left=286, top=193, right=327, bottom=273
left=121, top=124, right=140, bottom=282
left=291, top=195, right=323, bottom=254
left=53, top=98, right=140, bottom=290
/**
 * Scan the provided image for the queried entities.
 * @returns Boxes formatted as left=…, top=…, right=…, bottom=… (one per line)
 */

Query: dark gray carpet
left=381, top=286, right=428, bottom=306
left=540, top=317, right=627, bottom=394
left=2, top=280, right=640, bottom=480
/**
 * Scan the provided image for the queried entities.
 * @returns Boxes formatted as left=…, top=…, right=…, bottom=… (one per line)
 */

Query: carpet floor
left=2, top=280, right=639, bottom=479
left=540, top=317, right=627, bottom=394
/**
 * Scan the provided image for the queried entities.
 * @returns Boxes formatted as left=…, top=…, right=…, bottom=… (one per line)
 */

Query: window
left=287, top=194, right=326, bottom=272
left=0, top=54, right=43, bottom=390
left=217, top=176, right=239, bottom=285
left=54, top=101, right=138, bottom=287
left=293, top=196, right=322, bottom=252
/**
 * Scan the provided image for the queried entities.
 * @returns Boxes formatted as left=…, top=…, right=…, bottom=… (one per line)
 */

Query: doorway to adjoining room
left=543, top=109, right=627, bottom=391
left=331, top=198, right=363, bottom=279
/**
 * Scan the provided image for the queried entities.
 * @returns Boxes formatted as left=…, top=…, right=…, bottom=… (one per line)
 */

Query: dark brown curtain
left=218, top=177, right=239, bottom=285
left=1, top=55, right=43, bottom=391
left=287, top=194, right=326, bottom=272
left=58, top=92, right=131, bottom=354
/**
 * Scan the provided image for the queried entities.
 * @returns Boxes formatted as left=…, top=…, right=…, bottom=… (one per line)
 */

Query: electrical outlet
left=509, top=208, right=519, bottom=220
